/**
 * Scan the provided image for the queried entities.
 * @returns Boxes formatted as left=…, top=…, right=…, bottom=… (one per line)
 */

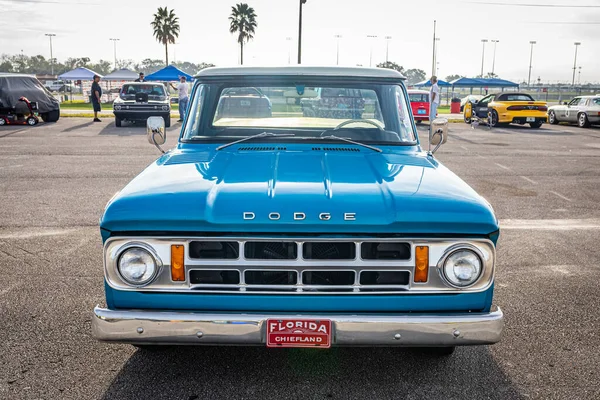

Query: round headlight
left=162, top=105, right=169, bottom=111
left=114, top=105, right=122, bottom=111
left=443, top=249, right=482, bottom=287
left=118, top=247, right=158, bottom=286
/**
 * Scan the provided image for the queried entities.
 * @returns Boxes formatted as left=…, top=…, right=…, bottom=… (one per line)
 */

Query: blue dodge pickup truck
left=93, top=66, right=503, bottom=355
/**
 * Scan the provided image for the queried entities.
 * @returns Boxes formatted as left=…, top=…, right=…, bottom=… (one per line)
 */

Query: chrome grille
left=104, top=237, right=496, bottom=295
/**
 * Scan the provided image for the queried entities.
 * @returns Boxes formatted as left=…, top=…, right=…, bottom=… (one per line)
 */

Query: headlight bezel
left=437, top=244, right=485, bottom=289
left=116, top=242, right=163, bottom=287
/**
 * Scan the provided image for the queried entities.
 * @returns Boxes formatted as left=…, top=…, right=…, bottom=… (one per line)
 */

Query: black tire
left=27, top=117, right=38, bottom=126
left=578, top=113, right=590, bottom=128
left=489, top=110, right=499, bottom=127
left=529, top=121, right=543, bottom=129
left=41, top=109, right=60, bottom=123
left=0, top=118, right=6, bottom=126
left=164, top=116, right=171, bottom=128
left=548, top=110, right=558, bottom=125
left=115, top=117, right=122, bottom=127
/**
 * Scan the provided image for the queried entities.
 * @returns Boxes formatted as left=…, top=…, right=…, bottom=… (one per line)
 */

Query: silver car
left=548, top=95, right=600, bottom=128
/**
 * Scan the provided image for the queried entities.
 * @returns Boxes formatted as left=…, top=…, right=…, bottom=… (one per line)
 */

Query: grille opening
left=245, top=270, right=297, bottom=285
left=189, top=270, right=240, bottom=285
left=244, top=242, right=297, bottom=259
left=189, top=241, right=239, bottom=259
left=360, top=271, right=410, bottom=285
left=302, top=270, right=355, bottom=286
left=361, top=242, right=411, bottom=260
left=303, top=242, right=356, bottom=260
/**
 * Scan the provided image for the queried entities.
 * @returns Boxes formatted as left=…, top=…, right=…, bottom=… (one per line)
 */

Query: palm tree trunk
left=240, top=41, right=244, bottom=65
left=165, top=43, right=169, bottom=66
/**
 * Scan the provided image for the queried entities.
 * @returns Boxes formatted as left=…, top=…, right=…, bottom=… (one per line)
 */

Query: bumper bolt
left=453, top=329, right=460, bottom=338
left=136, top=327, right=144, bottom=334
left=196, top=331, right=203, bottom=338
left=394, top=333, right=401, bottom=340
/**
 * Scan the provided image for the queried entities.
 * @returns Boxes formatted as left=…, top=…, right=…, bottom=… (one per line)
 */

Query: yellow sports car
left=464, top=92, right=548, bottom=128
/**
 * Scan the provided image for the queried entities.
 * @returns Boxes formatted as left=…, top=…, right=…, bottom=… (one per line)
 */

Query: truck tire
left=41, top=110, right=60, bottom=123
left=164, top=116, right=171, bottom=128
left=115, top=117, right=122, bottom=127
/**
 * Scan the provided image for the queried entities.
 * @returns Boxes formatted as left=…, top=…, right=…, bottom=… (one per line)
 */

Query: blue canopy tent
left=58, top=67, right=102, bottom=80
left=414, top=79, right=452, bottom=87
left=449, top=77, right=519, bottom=94
left=145, top=65, right=194, bottom=82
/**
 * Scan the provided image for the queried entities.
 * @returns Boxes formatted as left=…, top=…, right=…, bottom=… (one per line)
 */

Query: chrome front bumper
left=92, top=306, right=503, bottom=346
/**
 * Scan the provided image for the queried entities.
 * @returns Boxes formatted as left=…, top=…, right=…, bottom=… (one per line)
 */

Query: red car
left=408, top=89, right=430, bottom=123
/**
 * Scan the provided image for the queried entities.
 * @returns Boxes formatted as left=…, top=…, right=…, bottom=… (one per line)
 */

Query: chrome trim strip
left=103, top=237, right=495, bottom=294
left=92, top=305, right=504, bottom=346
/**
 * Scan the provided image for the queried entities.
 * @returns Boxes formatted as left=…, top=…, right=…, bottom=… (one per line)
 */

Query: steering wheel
left=320, top=119, right=384, bottom=137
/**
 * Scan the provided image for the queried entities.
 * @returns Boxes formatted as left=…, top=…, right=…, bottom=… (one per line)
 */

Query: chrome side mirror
left=147, top=116, right=166, bottom=153
left=429, top=117, right=448, bottom=155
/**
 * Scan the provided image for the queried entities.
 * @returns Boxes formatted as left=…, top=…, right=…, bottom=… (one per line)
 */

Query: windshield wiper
left=216, top=132, right=296, bottom=151
left=318, top=135, right=382, bottom=153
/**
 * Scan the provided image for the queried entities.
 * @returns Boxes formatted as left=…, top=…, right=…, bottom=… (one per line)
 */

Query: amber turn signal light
left=171, top=245, right=185, bottom=281
left=414, top=246, right=429, bottom=283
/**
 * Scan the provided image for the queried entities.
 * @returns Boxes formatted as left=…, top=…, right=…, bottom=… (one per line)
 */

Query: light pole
left=45, top=33, right=56, bottom=75
left=297, top=0, right=307, bottom=64
left=480, top=39, right=488, bottom=77
left=436, top=62, right=440, bottom=76
left=109, top=38, right=119, bottom=71
left=491, top=39, right=499, bottom=76
left=572, top=42, right=581, bottom=87
left=286, top=37, right=292, bottom=64
left=334, top=35, right=342, bottom=65
left=433, top=37, right=440, bottom=73
left=385, top=36, right=392, bottom=63
left=527, top=40, right=536, bottom=86
left=431, top=20, right=436, bottom=76
left=367, top=35, right=377, bottom=67
left=578, top=66, right=582, bottom=85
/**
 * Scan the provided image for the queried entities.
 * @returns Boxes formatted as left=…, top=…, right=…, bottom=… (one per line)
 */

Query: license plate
left=526, top=117, right=535, bottom=122
left=417, top=109, right=426, bottom=114
left=266, top=319, right=332, bottom=348
left=240, top=100, right=251, bottom=106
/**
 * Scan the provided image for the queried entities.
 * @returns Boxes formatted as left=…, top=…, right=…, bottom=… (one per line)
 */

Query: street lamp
left=334, top=35, right=342, bottom=65
left=109, top=38, right=120, bottom=71
left=527, top=40, right=536, bottom=86
left=367, top=35, right=378, bottom=67
left=385, top=36, right=392, bottom=63
left=491, top=39, right=499, bottom=76
left=431, top=20, right=437, bottom=76
left=45, top=33, right=56, bottom=75
left=297, top=0, right=307, bottom=64
left=480, top=39, right=488, bottom=77
left=572, top=42, right=581, bottom=87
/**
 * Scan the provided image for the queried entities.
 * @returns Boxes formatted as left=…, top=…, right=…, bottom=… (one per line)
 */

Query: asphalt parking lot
left=1, top=118, right=600, bottom=400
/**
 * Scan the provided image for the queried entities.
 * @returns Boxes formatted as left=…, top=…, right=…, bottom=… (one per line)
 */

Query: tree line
left=0, top=54, right=214, bottom=76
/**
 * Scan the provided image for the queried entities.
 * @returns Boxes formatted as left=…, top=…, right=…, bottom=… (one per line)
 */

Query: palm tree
left=151, top=7, right=180, bottom=66
left=229, top=3, right=257, bottom=65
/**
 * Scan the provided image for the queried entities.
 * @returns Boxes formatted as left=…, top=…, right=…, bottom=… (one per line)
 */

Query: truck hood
left=100, top=146, right=498, bottom=235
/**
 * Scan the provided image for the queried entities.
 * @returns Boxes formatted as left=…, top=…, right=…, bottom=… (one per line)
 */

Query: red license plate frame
left=266, top=319, right=332, bottom=348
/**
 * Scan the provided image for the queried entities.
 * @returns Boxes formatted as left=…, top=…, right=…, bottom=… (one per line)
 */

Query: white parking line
left=519, top=176, right=537, bottom=184
left=549, top=191, right=573, bottom=202
left=500, top=219, right=600, bottom=230
left=495, top=163, right=511, bottom=171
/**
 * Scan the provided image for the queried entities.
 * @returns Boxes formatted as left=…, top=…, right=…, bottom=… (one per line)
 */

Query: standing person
left=170, top=76, right=189, bottom=122
left=135, top=72, right=145, bottom=82
left=429, top=75, right=440, bottom=123
left=91, top=75, right=102, bottom=122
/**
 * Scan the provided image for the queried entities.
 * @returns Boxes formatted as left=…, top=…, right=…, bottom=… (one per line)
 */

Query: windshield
left=120, top=84, right=166, bottom=100
left=182, top=82, right=416, bottom=144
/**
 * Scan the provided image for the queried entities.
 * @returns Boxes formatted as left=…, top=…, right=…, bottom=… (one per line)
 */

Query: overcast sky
left=0, top=0, right=598, bottom=83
